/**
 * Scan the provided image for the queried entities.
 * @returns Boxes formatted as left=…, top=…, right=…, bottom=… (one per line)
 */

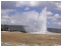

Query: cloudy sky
left=1, top=1, right=61, bottom=29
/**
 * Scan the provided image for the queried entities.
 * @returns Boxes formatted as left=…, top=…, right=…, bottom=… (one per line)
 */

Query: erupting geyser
left=24, top=7, right=47, bottom=34
left=38, top=7, right=47, bottom=34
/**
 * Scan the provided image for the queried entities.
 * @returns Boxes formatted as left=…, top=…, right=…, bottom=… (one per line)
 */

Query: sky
left=1, top=1, right=61, bottom=29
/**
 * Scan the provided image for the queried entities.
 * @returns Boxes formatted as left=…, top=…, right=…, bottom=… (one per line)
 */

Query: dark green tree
left=1, top=25, right=8, bottom=31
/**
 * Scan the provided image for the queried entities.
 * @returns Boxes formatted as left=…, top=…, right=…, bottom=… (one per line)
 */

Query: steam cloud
left=24, top=7, right=47, bottom=34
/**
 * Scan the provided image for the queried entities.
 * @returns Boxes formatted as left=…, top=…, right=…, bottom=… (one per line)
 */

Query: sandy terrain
left=1, top=31, right=61, bottom=46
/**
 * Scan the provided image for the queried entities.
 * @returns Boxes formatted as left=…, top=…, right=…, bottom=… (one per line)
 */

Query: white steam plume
left=24, top=7, right=47, bottom=34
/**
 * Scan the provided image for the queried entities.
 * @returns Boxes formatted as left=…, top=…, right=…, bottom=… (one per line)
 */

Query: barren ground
left=1, top=31, right=61, bottom=46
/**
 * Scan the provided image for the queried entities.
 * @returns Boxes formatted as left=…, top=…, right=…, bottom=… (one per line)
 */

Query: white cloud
left=25, top=7, right=30, bottom=10
left=47, top=11, right=53, bottom=16
left=51, top=14, right=61, bottom=26
left=1, top=9, right=16, bottom=25
left=1, top=9, right=15, bottom=15
left=11, top=20, right=16, bottom=24
left=15, top=1, right=61, bottom=11
left=53, top=1, right=61, bottom=10
left=10, top=10, right=39, bottom=25
left=52, top=14, right=60, bottom=22
left=1, top=9, right=39, bottom=25
left=46, top=11, right=61, bottom=23
left=29, top=1, right=39, bottom=7
left=1, top=1, right=61, bottom=11
left=47, top=11, right=53, bottom=19
left=16, top=1, right=39, bottom=7
left=53, top=21, right=61, bottom=26
left=46, top=11, right=61, bottom=26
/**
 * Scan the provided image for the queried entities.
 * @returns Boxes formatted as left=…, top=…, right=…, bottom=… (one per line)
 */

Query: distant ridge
left=1, top=25, right=61, bottom=33
left=47, top=28, right=61, bottom=33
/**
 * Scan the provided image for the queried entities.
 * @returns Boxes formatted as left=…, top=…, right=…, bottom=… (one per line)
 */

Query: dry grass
left=1, top=32, right=61, bottom=46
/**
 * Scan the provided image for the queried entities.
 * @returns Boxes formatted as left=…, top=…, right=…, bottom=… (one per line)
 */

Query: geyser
left=38, top=7, right=47, bottom=34
left=24, top=7, right=47, bottom=34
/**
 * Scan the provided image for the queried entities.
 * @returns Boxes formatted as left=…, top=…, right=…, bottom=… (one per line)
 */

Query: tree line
left=1, top=25, right=27, bottom=33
